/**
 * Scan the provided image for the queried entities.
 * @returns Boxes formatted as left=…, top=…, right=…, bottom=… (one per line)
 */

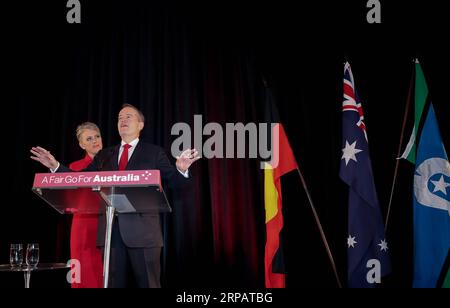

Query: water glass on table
left=10, top=244, right=23, bottom=269
left=26, top=243, right=39, bottom=268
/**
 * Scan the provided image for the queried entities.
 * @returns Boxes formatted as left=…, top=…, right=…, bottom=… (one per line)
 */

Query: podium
left=32, top=170, right=171, bottom=288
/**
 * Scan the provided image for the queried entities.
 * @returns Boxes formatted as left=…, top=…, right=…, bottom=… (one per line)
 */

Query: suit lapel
left=126, top=141, right=142, bottom=170
left=111, top=145, right=120, bottom=170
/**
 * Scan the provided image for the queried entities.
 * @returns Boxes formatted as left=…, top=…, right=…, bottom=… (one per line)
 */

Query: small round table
left=0, top=263, right=70, bottom=288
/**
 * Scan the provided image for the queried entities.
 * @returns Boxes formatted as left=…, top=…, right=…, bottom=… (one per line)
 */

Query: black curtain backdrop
left=3, top=1, right=449, bottom=288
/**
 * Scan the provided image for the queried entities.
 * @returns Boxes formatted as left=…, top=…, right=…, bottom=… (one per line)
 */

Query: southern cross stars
left=378, top=239, right=389, bottom=252
left=347, top=235, right=357, bottom=248
left=342, top=140, right=363, bottom=166
left=347, top=235, right=389, bottom=252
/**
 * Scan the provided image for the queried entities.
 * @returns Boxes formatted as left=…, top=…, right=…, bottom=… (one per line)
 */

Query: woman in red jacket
left=69, top=122, right=103, bottom=288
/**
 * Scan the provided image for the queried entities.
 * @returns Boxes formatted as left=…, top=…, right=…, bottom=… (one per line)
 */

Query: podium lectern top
left=32, top=170, right=171, bottom=214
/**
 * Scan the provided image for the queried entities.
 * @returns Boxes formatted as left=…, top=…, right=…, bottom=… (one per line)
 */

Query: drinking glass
left=26, top=243, right=39, bottom=268
left=10, top=244, right=23, bottom=268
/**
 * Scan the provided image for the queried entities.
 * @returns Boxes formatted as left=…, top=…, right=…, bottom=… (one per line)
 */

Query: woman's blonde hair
left=76, top=122, right=101, bottom=141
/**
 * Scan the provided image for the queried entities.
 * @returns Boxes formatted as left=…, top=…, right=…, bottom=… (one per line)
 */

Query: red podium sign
left=33, top=170, right=161, bottom=189
left=32, top=170, right=170, bottom=214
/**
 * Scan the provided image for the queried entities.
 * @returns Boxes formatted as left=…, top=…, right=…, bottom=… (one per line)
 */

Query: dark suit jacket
left=58, top=141, right=188, bottom=248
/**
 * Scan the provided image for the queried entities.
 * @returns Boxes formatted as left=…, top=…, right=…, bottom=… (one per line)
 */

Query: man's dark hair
left=121, top=103, right=145, bottom=123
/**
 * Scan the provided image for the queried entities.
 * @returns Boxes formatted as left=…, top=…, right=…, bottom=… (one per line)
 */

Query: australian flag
left=339, top=62, right=391, bottom=287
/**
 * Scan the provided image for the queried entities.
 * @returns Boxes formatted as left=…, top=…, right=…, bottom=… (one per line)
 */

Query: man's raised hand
left=30, top=146, right=59, bottom=170
left=176, top=149, right=200, bottom=173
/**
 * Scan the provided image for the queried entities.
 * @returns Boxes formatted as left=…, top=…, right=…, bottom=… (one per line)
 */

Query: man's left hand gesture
left=176, top=149, right=200, bottom=173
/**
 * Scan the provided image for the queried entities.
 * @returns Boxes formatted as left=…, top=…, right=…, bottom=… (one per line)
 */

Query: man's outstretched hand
left=30, top=146, right=59, bottom=170
left=176, top=149, right=200, bottom=173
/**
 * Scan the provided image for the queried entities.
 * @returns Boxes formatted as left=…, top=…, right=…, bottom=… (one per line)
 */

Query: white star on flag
left=341, top=140, right=363, bottom=166
left=347, top=235, right=357, bottom=248
left=378, top=239, right=389, bottom=252
left=431, top=175, right=450, bottom=195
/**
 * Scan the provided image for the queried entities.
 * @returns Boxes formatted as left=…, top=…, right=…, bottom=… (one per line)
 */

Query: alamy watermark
left=66, top=0, right=81, bottom=24
left=366, top=0, right=381, bottom=24
left=65, top=1, right=380, bottom=25
left=366, top=259, right=382, bottom=284
left=66, top=259, right=81, bottom=284
left=171, top=115, right=281, bottom=169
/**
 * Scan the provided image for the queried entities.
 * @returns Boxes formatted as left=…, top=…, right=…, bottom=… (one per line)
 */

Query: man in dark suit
left=31, top=104, right=200, bottom=288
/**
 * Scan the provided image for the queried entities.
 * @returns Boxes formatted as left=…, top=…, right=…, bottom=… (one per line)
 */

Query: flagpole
left=385, top=63, right=414, bottom=232
left=296, top=167, right=343, bottom=288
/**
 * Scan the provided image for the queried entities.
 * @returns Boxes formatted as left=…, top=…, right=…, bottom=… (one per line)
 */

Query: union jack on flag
left=343, top=62, right=367, bottom=140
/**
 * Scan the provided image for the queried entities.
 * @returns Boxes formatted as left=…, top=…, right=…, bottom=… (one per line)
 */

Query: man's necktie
left=118, top=144, right=131, bottom=170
